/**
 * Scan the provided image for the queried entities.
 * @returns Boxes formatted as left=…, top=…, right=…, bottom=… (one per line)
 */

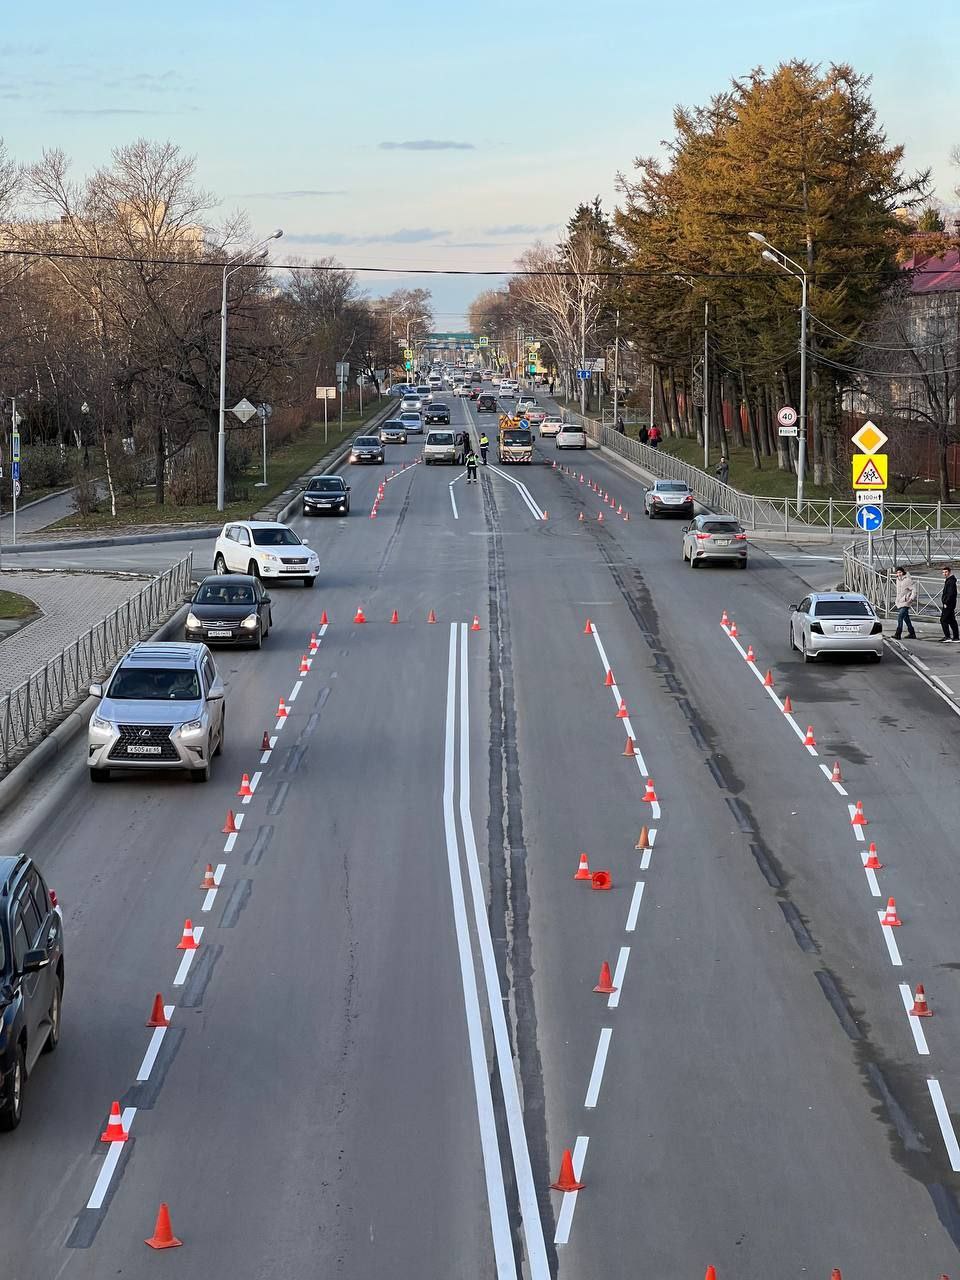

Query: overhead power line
left=806, top=347, right=960, bottom=378
left=809, top=311, right=950, bottom=352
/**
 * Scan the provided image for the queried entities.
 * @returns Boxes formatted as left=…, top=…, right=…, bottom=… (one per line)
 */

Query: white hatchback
left=540, top=415, right=564, bottom=438
left=213, top=521, right=319, bottom=587
left=556, top=424, right=587, bottom=449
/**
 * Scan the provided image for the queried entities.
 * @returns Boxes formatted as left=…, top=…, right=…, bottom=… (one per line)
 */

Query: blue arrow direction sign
left=576, top=369, right=591, bottom=380
left=855, top=504, right=883, bottom=532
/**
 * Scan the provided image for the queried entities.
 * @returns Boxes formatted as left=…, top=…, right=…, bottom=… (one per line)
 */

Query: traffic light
left=528, top=364, right=537, bottom=374
left=405, top=360, right=413, bottom=370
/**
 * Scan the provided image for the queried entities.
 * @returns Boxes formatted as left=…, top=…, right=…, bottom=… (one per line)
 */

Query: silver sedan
left=789, top=592, right=883, bottom=662
left=682, top=515, right=748, bottom=567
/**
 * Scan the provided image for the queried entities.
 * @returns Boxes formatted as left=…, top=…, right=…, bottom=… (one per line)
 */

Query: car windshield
left=429, top=432, right=455, bottom=445
left=502, top=430, right=532, bottom=444
left=308, top=478, right=344, bottom=492
left=400, top=414, right=419, bottom=421
left=658, top=482, right=688, bottom=493
left=108, top=667, right=201, bottom=700
left=814, top=600, right=873, bottom=617
left=251, top=527, right=301, bottom=546
left=560, top=427, right=583, bottom=434
left=355, top=437, right=379, bottom=446
left=196, top=582, right=256, bottom=605
left=431, top=403, right=449, bottom=410
left=701, top=522, right=741, bottom=534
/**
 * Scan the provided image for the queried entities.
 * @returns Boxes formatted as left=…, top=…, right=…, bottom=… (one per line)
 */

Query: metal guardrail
left=842, top=532, right=960, bottom=617
left=0, top=554, right=193, bottom=773
left=564, top=411, right=960, bottom=533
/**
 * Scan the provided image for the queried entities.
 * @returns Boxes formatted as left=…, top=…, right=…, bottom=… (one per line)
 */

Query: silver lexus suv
left=87, top=642, right=225, bottom=783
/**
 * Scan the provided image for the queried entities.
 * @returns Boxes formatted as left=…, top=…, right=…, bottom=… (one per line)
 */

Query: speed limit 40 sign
left=777, top=405, right=798, bottom=437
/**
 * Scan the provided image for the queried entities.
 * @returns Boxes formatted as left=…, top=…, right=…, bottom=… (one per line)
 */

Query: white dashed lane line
left=553, top=1137, right=589, bottom=1246
left=625, top=882, right=644, bottom=932
left=86, top=1106, right=137, bottom=1210
left=584, top=1029, right=613, bottom=1109
left=172, top=926, right=204, bottom=987
left=136, top=1007, right=176, bottom=1081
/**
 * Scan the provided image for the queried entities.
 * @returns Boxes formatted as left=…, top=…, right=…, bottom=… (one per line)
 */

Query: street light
left=217, top=229, right=283, bottom=512
left=749, top=230, right=808, bottom=509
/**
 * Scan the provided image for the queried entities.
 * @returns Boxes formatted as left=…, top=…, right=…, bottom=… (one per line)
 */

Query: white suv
left=213, top=521, right=319, bottom=587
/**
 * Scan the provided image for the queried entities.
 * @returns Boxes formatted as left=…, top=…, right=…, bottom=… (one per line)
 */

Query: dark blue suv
left=0, top=855, right=64, bottom=1130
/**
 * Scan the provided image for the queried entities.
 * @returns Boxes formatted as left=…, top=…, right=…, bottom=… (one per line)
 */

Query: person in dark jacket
left=716, top=455, right=729, bottom=485
left=638, top=424, right=649, bottom=445
left=465, top=447, right=479, bottom=484
left=616, top=415, right=625, bottom=434
left=940, top=565, right=958, bottom=642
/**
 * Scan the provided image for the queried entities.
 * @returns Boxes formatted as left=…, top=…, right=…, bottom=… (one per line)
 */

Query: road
left=2, top=383, right=960, bottom=1278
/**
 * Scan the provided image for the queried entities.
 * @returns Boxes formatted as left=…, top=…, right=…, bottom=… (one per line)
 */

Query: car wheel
left=191, top=761, right=211, bottom=783
left=689, top=551, right=697, bottom=567
left=90, top=768, right=109, bottom=783
left=0, top=1045, right=24, bottom=1131
left=248, top=560, right=261, bottom=579
left=214, top=553, right=228, bottom=574
left=253, top=625, right=262, bottom=649
left=304, top=577, right=316, bottom=588
left=801, top=634, right=815, bottom=664
left=42, top=975, right=62, bottom=1055
left=738, top=559, right=748, bottom=570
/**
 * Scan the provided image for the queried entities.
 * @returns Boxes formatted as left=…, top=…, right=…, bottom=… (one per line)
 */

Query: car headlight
left=178, top=719, right=205, bottom=737
left=261, top=552, right=280, bottom=563
left=240, top=613, right=259, bottom=630
left=91, top=715, right=114, bottom=734
left=186, top=612, right=200, bottom=629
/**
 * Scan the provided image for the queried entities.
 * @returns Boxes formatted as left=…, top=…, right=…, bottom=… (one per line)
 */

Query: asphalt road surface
left=3, top=383, right=960, bottom=1278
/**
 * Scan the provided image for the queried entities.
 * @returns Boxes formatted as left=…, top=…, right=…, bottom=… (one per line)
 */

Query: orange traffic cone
left=604, top=669, right=615, bottom=686
left=782, top=695, right=793, bottom=714
left=623, top=736, right=636, bottom=757
left=299, top=655, right=310, bottom=674
left=574, top=852, right=592, bottom=881
left=864, top=842, right=883, bottom=870
left=583, top=618, right=593, bottom=634
left=729, top=621, right=738, bottom=637
left=542, top=511, right=548, bottom=520
left=831, top=760, right=843, bottom=783
left=145, top=1202, right=182, bottom=1250
left=616, top=700, right=628, bottom=719
left=597, top=511, right=604, bottom=522
left=851, top=800, right=868, bottom=826
left=222, top=809, right=238, bottom=834
left=910, top=983, right=933, bottom=1017
left=309, top=631, right=318, bottom=649
left=591, top=870, right=613, bottom=890
left=390, top=609, right=400, bottom=624
left=261, top=731, right=271, bottom=751
left=320, top=609, right=329, bottom=625
left=146, top=994, right=169, bottom=1028
left=623, top=511, right=630, bottom=521
left=353, top=607, right=366, bottom=624
left=427, top=609, right=437, bottom=624
left=594, top=961, right=617, bottom=994
left=551, top=1148, right=584, bottom=1191
left=617, top=503, right=623, bottom=515
left=177, top=919, right=199, bottom=950
left=237, top=773, right=253, bottom=798
left=762, top=669, right=774, bottom=687
left=829, top=1271, right=841, bottom=1280
left=199, top=863, right=217, bottom=890
left=578, top=511, right=584, bottom=522
left=706, top=1269, right=718, bottom=1280
left=471, top=616, right=481, bottom=631
left=881, top=897, right=902, bottom=926
left=642, top=778, right=657, bottom=803
left=276, top=698, right=288, bottom=719
left=803, top=725, right=816, bottom=747
left=635, top=825, right=650, bottom=850
left=720, top=610, right=729, bottom=626
left=100, top=1101, right=129, bottom=1144
left=745, top=644, right=756, bottom=662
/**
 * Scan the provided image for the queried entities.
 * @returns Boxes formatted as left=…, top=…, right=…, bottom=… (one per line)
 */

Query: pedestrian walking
left=638, top=424, right=649, bottom=445
left=465, top=446, right=479, bottom=484
left=479, top=432, right=489, bottom=464
left=648, top=425, right=661, bottom=448
left=616, top=415, right=625, bottom=434
left=716, top=455, right=729, bottom=485
left=549, top=379, right=555, bottom=396
left=893, top=566, right=918, bottom=640
left=940, top=565, right=959, bottom=642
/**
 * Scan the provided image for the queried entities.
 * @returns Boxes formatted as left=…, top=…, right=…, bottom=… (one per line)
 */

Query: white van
left=424, top=430, right=465, bottom=465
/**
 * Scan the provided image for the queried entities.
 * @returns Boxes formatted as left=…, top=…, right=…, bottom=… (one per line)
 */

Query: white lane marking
left=449, top=483, right=459, bottom=519
left=607, top=946, right=631, bottom=1010
left=640, top=828, right=656, bottom=871
left=384, top=459, right=418, bottom=483
left=554, top=1136, right=589, bottom=1246
left=650, top=798, right=661, bottom=820
left=173, top=925, right=204, bottom=987
left=487, top=462, right=546, bottom=519
left=877, top=913, right=903, bottom=967
left=288, top=680, right=302, bottom=702
left=886, top=641, right=960, bottom=715
left=584, top=1029, right=613, bottom=1109
left=899, top=984, right=930, bottom=1055
left=259, top=749, right=271, bottom=765
left=862, top=857, right=881, bottom=898
left=442, top=626, right=517, bottom=1280
left=928, top=1079, right=960, bottom=1171
left=590, top=626, right=612, bottom=673
left=86, top=1107, right=137, bottom=1209
left=242, top=770, right=262, bottom=804
left=202, top=863, right=226, bottom=912
left=137, top=1008, right=176, bottom=1081
left=458, top=624, right=550, bottom=1279
left=590, top=623, right=650, bottom=772
left=847, top=804, right=865, bottom=842
left=223, top=832, right=237, bottom=854
left=819, top=763, right=848, bottom=796
left=625, top=881, right=645, bottom=932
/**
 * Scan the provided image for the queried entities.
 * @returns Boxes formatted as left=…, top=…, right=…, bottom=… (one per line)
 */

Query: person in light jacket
left=893, top=566, right=917, bottom=640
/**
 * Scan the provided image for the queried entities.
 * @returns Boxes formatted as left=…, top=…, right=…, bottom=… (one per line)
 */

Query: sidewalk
left=0, top=487, right=79, bottom=540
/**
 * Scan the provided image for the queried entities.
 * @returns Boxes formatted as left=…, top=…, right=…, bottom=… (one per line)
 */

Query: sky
left=2, top=0, right=959, bottom=326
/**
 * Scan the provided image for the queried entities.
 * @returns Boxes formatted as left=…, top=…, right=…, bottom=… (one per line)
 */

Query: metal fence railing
left=841, top=532, right=960, bottom=617
left=563, top=411, right=960, bottom=534
left=0, top=554, right=193, bottom=773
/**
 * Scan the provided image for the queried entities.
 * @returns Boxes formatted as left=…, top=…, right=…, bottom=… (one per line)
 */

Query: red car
left=468, top=386, right=480, bottom=400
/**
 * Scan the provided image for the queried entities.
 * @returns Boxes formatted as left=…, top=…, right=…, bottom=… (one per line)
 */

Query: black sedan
left=184, top=575, right=273, bottom=648
left=349, top=435, right=385, bottom=464
left=425, top=403, right=451, bottom=425
left=303, top=475, right=351, bottom=516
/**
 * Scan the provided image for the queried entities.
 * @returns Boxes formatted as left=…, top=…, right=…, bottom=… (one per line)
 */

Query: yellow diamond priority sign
left=852, top=453, right=888, bottom=490
left=851, top=420, right=888, bottom=454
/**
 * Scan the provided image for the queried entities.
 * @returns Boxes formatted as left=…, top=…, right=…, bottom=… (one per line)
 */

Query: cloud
left=286, top=227, right=448, bottom=246
left=378, top=140, right=474, bottom=152
left=238, top=190, right=347, bottom=200
left=43, top=107, right=191, bottom=117
left=485, top=223, right=557, bottom=236
left=103, top=70, right=185, bottom=94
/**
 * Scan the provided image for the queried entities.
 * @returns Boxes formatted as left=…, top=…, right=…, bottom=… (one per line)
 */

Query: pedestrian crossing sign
left=852, top=453, right=887, bottom=490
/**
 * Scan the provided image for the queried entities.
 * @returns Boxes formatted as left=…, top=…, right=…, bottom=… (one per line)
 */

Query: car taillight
left=695, top=533, right=710, bottom=540
left=810, top=621, right=824, bottom=635
left=685, top=495, right=694, bottom=503
left=49, top=889, right=58, bottom=908
left=871, top=622, right=882, bottom=635
left=735, top=533, right=747, bottom=541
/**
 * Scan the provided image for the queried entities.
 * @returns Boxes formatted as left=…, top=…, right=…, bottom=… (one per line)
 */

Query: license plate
left=713, top=539, right=732, bottom=546
left=127, top=744, right=162, bottom=754
left=834, top=625, right=860, bottom=633
left=208, top=629, right=232, bottom=637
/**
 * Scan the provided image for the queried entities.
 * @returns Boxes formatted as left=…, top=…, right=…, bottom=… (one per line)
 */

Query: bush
left=169, top=447, right=216, bottom=507
left=25, top=444, right=71, bottom=491
left=70, top=465, right=99, bottom=516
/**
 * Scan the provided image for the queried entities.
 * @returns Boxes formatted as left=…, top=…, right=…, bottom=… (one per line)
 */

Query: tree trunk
left=758, top=389, right=772, bottom=457
left=729, top=374, right=746, bottom=449
left=811, top=356, right=823, bottom=486
left=939, top=436, right=952, bottom=503
left=741, top=373, right=762, bottom=468
left=771, top=386, right=791, bottom=471
left=154, top=416, right=166, bottom=506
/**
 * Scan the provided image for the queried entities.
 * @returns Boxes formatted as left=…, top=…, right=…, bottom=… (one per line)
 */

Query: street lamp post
left=217, top=229, right=283, bottom=512
left=749, top=231, right=808, bottom=509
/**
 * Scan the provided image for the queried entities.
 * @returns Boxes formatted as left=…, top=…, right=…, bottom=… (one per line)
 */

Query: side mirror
left=301, top=541, right=310, bottom=548
left=21, top=948, right=50, bottom=974
left=346, top=485, right=351, bottom=492
left=788, top=603, right=799, bottom=612
left=89, top=682, right=103, bottom=698
left=682, top=526, right=690, bottom=534
left=262, top=594, right=271, bottom=605
left=207, top=680, right=225, bottom=701
left=183, top=593, right=194, bottom=604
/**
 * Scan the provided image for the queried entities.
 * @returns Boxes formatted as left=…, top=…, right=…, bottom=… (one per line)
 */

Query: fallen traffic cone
left=729, top=621, right=738, bottom=637
left=591, top=870, right=613, bottom=890
left=594, top=961, right=617, bottom=994
left=471, top=615, right=481, bottom=631
left=782, top=695, right=793, bottom=714
left=222, top=809, right=238, bottom=834
left=299, top=655, right=310, bottom=674
left=745, top=644, right=756, bottom=662
left=623, top=736, right=636, bottom=757
left=177, top=919, right=199, bottom=950
left=583, top=618, right=593, bottom=634
left=851, top=800, right=868, bottom=826
left=574, top=852, right=592, bottom=880
left=604, top=669, right=614, bottom=687
left=427, top=609, right=437, bottom=624
left=831, top=760, right=843, bottom=783
left=199, top=863, right=217, bottom=890
left=803, top=725, right=816, bottom=747
left=145, top=1203, right=182, bottom=1251
left=551, top=1148, right=584, bottom=1191
left=146, top=994, right=170, bottom=1028
left=261, top=731, right=271, bottom=751
left=354, top=607, right=366, bottom=623
left=390, top=609, right=400, bottom=624
left=763, top=669, right=774, bottom=687
left=910, top=983, right=933, bottom=1017
left=720, top=610, right=729, bottom=626
left=635, top=825, right=650, bottom=850
left=237, top=773, right=253, bottom=798
left=276, top=698, right=288, bottom=719
left=881, top=897, right=902, bottom=927
left=616, top=699, right=628, bottom=719
left=864, top=842, right=883, bottom=870
left=320, top=609, right=329, bottom=625
left=642, top=778, right=658, bottom=803
left=100, top=1101, right=129, bottom=1144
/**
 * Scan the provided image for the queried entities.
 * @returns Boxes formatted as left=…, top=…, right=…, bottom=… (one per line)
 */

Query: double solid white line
left=487, top=463, right=546, bottom=520
left=443, top=623, right=549, bottom=1280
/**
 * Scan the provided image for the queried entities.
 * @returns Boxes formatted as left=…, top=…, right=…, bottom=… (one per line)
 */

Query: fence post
left=937, top=501, right=942, bottom=531
left=926, top=526, right=932, bottom=565
left=784, top=499, right=789, bottom=532
left=828, top=498, right=833, bottom=532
